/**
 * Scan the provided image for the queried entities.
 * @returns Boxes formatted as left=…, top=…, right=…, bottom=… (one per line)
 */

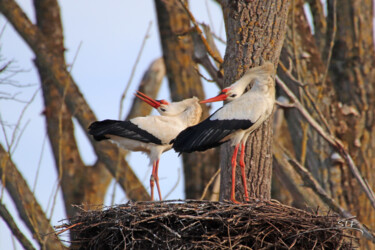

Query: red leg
left=231, top=144, right=240, bottom=204
left=154, top=159, right=163, bottom=200
left=150, top=161, right=156, bottom=201
left=239, top=143, right=249, bottom=201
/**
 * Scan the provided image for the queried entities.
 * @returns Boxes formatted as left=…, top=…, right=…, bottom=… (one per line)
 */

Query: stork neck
left=177, top=99, right=202, bottom=127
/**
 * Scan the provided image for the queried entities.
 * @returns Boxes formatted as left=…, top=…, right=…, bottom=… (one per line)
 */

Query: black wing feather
left=88, top=119, right=162, bottom=145
left=172, top=113, right=253, bottom=153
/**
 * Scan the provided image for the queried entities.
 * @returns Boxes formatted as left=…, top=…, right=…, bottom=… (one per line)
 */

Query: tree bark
left=33, top=0, right=112, bottom=225
left=155, top=0, right=219, bottom=199
left=0, top=0, right=150, bottom=201
left=0, top=145, right=66, bottom=249
left=273, top=0, right=375, bottom=246
left=219, top=0, right=290, bottom=202
left=329, top=0, right=375, bottom=247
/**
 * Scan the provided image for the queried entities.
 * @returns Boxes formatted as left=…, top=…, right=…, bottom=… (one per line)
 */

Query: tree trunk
left=219, top=0, right=290, bottom=202
left=33, top=0, right=112, bottom=226
left=155, top=0, right=219, bottom=199
left=273, top=0, right=375, bottom=247
left=0, top=0, right=150, bottom=202
left=0, top=146, right=66, bottom=250
left=329, top=0, right=375, bottom=247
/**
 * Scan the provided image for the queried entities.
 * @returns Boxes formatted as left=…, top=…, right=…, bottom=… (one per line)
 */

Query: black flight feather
left=172, top=114, right=253, bottom=153
left=88, top=119, right=162, bottom=145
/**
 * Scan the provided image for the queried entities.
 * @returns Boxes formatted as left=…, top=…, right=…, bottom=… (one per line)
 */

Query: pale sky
left=0, top=1, right=225, bottom=248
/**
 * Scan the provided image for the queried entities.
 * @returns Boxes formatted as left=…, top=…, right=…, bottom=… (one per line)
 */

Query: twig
left=119, top=21, right=152, bottom=120
left=32, top=133, right=47, bottom=194
left=165, top=168, right=181, bottom=200
left=0, top=113, right=10, bottom=152
left=68, top=41, right=83, bottom=73
left=278, top=61, right=306, bottom=87
left=0, top=202, right=36, bottom=250
left=0, top=21, right=7, bottom=39
left=284, top=153, right=375, bottom=242
left=55, top=222, right=82, bottom=236
left=276, top=76, right=375, bottom=211
left=278, top=61, right=332, bottom=133
left=194, top=65, right=215, bottom=82
left=178, top=0, right=223, bottom=65
left=200, top=168, right=220, bottom=200
left=205, top=0, right=215, bottom=34
left=320, top=0, right=336, bottom=93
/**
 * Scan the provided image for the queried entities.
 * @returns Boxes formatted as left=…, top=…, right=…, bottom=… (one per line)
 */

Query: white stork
left=173, top=62, right=275, bottom=203
left=89, top=91, right=202, bottom=201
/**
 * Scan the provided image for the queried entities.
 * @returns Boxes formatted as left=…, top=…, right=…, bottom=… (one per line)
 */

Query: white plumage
left=89, top=92, right=202, bottom=200
left=173, top=62, right=275, bottom=203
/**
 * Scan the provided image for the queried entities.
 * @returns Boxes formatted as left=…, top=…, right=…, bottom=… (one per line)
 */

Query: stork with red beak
left=89, top=92, right=202, bottom=201
left=172, top=62, right=275, bottom=203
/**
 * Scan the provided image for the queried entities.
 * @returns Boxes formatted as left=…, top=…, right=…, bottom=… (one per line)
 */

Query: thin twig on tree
left=200, top=168, right=220, bottom=200
left=0, top=0, right=150, bottom=201
left=32, top=133, right=47, bottom=194
left=276, top=76, right=375, bottom=211
left=0, top=203, right=36, bottom=250
left=119, top=21, right=152, bottom=120
left=68, top=41, right=83, bottom=73
left=282, top=151, right=375, bottom=242
left=178, top=0, right=223, bottom=65
left=278, top=61, right=332, bottom=134
left=320, top=0, right=337, bottom=92
left=9, top=88, right=39, bottom=154
left=164, top=168, right=182, bottom=200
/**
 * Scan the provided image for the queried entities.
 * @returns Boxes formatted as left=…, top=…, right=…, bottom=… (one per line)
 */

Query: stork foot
left=231, top=197, right=241, bottom=204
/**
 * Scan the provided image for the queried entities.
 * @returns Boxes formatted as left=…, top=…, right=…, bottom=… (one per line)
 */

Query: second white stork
left=89, top=91, right=202, bottom=201
left=173, top=63, right=275, bottom=203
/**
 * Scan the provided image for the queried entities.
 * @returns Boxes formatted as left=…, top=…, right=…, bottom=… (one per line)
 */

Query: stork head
left=135, top=91, right=170, bottom=115
left=200, top=87, right=242, bottom=104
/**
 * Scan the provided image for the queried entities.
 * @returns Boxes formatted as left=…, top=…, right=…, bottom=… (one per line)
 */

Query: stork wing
left=173, top=91, right=272, bottom=153
left=172, top=109, right=254, bottom=153
left=88, top=119, right=163, bottom=145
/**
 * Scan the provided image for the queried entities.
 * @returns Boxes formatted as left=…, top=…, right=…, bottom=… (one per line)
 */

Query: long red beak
left=135, top=91, right=161, bottom=108
left=200, top=92, right=227, bottom=104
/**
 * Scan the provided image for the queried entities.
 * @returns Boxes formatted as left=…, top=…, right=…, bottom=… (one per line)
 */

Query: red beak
left=200, top=92, right=228, bottom=104
left=134, top=91, right=161, bottom=108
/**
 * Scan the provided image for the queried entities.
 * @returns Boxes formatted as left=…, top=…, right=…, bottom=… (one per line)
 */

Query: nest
left=57, top=200, right=358, bottom=249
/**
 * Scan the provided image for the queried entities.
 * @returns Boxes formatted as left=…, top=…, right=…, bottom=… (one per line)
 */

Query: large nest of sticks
left=57, top=200, right=358, bottom=249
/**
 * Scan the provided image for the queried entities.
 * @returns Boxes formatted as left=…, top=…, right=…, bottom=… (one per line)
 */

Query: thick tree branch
left=0, top=145, right=66, bottom=249
left=0, top=0, right=149, bottom=201
left=0, top=203, right=36, bottom=250
left=276, top=76, right=375, bottom=211
left=287, top=156, right=375, bottom=242
left=126, top=58, right=165, bottom=120
left=33, top=0, right=112, bottom=225
left=178, top=0, right=223, bottom=65
left=155, top=0, right=220, bottom=199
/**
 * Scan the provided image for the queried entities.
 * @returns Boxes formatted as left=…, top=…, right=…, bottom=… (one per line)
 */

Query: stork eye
left=160, top=108, right=166, bottom=112
left=230, top=94, right=237, bottom=98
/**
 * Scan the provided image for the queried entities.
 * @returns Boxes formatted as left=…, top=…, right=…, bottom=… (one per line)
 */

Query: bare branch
left=200, top=168, right=220, bottom=200
left=0, top=202, right=36, bottom=250
left=319, top=0, right=336, bottom=96
left=9, top=88, right=39, bottom=154
left=285, top=153, right=375, bottom=242
left=164, top=168, right=181, bottom=200
left=0, top=0, right=150, bottom=200
left=0, top=145, right=66, bottom=249
left=67, top=41, right=83, bottom=73
left=178, top=0, right=223, bottom=65
left=276, top=76, right=375, bottom=211
left=119, top=21, right=153, bottom=120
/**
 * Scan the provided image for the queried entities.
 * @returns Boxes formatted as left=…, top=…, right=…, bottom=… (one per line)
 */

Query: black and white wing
left=172, top=108, right=254, bottom=153
left=88, top=119, right=162, bottom=145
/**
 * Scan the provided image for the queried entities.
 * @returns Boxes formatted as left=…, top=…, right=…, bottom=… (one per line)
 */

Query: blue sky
left=0, top=0, right=225, bottom=248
